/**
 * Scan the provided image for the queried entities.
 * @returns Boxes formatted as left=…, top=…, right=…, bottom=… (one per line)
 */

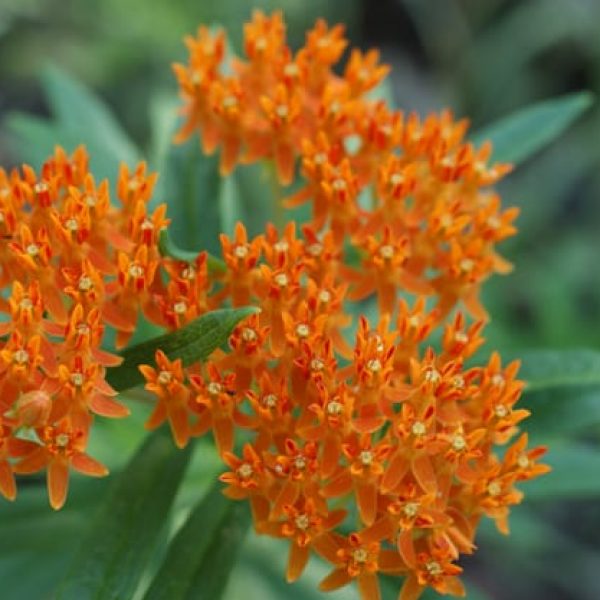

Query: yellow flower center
left=451, top=434, right=466, bottom=451
left=158, top=371, right=172, bottom=385
left=13, top=349, right=29, bottom=364
left=307, top=242, right=323, bottom=256
left=494, top=404, right=508, bottom=418
left=487, top=481, right=502, bottom=497
left=366, top=358, right=382, bottom=372
left=403, top=502, right=419, bottom=517
left=284, top=63, right=299, bottom=77
left=274, top=240, right=289, bottom=253
left=359, top=450, right=373, bottom=466
left=274, top=273, right=289, bottom=287
left=241, top=327, right=257, bottom=342
left=294, top=456, right=307, bottom=470
left=411, top=421, right=426, bottom=436
left=295, top=324, right=310, bottom=338
left=207, top=382, right=222, bottom=396
left=326, top=401, right=343, bottom=416
left=173, top=301, right=187, bottom=315
left=424, top=369, right=441, bottom=383
left=426, top=561, right=442, bottom=577
left=65, top=218, right=78, bottom=231
left=491, top=374, right=505, bottom=387
left=70, top=373, right=84, bottom=387
left=332, top=178, right=346, bottom=191
left=295, top=514, right=310, bottom=530
left=379, top=245, right=394, bottom=259
left=310, top=358, right=324, bottom=371
left=262, top=394, right=278, bottom=408
left=353, top=548, right=368, bottom=563
left=454, top=331, right=468, bottom=343
left=234, top=245, right=248, bottom=258
left=128, top=264, right=144, bottom=278
left=460, top=258, right=474, bottom=272
left=237, top=463, right=253, bottom=478
left=390, top=173, right=404, bottom=186
left=78, top=275, right=93, bottom=291
left=19, top=297, right=33, bottom=310
left=55, top=433, right=70, bottom=448
left=275, top=104, right=289, bottom=119
left=222, top=95, right=238, bottom=109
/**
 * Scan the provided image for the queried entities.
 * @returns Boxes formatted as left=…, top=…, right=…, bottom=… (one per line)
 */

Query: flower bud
left=15, top=390, right=52, bottom=427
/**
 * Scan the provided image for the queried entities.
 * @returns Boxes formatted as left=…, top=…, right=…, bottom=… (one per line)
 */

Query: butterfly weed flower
left=168, top=11, right=551, bottom=600
left=0, top=9, right=549, bottom=600
left=0, top=147, right=221, bottom=509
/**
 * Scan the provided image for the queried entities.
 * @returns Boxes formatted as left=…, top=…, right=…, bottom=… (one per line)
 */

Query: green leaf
left=0, top=480, right=110, bottom=600
left=41, top=65, right=140, bottom=166
left=4, top=113, right=82, bottom=168
left=4, top=67, right=141, bottom=181
left=156, top=134, right=224, bottom=257
left=522, top=443, right=600, bottom=501
left=143, top=485, right=250, bottom=600
left=470, top=91, right=593, bottom=164
left=106, top=307, right=257, bottom=392
left=56, top=429, right=192, bottom=600
left=519, top=349, right=600, bottom=393
left=185, top=502, right=250, bottom=600
left=522, top=386, right=600, bottom=442
left=158, top=229, right=226, bottom=274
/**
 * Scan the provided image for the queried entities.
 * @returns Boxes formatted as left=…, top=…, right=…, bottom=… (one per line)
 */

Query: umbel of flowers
left=0, top=10, right=549, bottom=600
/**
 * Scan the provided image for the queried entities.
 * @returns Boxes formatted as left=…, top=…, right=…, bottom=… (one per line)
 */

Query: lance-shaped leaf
left=41, top=64, right=140, bottom=168
left=55, top=429, right=192, bottom=600
left=519, top=349, right=600, bottom=393
left=107, top=307, right=257, bottom=392
left=520, top=443, right=600, bottom=501
left=471, top=91, right=593, bottom=165
left=143, top=483, right=250, bottom=600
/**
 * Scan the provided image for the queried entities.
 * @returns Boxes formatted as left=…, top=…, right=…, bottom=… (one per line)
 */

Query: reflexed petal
left=319, top=568, right=352, bottom=592
left=271, top=480, right=299, bottom=518
left=90, top=394, right=130, bottom=418
left=71, top=452, right=109, bottom=477
left=47, top=458, right=69, bottom=510
left=169, top=404, right=190, bottom=449
left=357, top=571, right=380, bottom=600
left=412, top=453, right=437, bottom=493
left=286, top=542, right=309, bottom=582
left=321, top=470, right=352, bottom=497
left=382, top=452, right=408, bottom=492
left=213, top=416, right=234, bottom=455
left=399, top=574, right=425, bottom=600
left=0, top=461, right=16, bottom=501
left=398, top=529, right=416, bottom=567
left=13, top=447, right=48, bottom=474
left=145, top=402, right=167, bottom=430
left=355, top=479, right=377, bottom=526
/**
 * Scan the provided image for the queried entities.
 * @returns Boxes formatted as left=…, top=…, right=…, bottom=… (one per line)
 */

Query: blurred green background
left=1, top=0, right=599, bottom=599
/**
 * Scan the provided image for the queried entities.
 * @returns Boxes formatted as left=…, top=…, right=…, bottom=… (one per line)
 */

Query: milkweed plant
left=0, top=11, right=594, bottom=600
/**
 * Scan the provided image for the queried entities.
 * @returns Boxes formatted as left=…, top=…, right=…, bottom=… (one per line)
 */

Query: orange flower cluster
left=0, top=147, right=218, bottom=509
left=155, top=12, right=550, bottom=600
left=174, top=11, right=516, bottom=321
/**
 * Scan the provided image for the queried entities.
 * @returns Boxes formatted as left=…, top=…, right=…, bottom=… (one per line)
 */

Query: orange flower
left=167, top=21, right=549, bottom=589
left=139, top=350, right=190, bottom=449
left=13, top=421, right=107, bottom=510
